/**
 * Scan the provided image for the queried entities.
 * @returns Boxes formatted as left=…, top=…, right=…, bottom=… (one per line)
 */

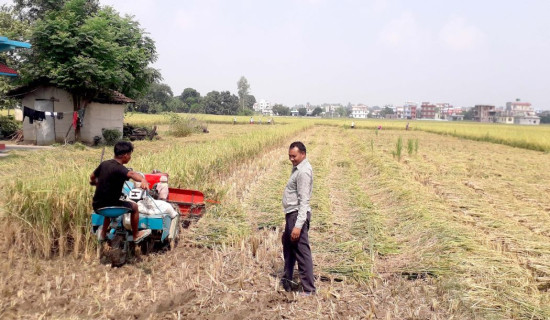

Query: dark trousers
left=282, top=211, right=315, bottom=293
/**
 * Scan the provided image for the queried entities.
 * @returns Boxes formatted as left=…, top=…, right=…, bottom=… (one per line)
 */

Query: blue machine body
left=91, top=183, right=176, bottom=244
left=91, top=212, right=173, bottom=241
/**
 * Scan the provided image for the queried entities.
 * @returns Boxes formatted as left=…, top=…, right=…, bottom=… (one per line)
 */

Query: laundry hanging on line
left=44, top=111, right=64, bottom=120
left=22, top=106, right=72, bottom=124
left=23, top=106, right=46, bottom=124
left=72, top=111, right=78, bottom=129
left=77, top=109, right=85, bottom=128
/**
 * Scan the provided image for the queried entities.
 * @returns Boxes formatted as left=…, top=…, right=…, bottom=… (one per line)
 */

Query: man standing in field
left=90, top=141, right=151, bottom=243
left=281, top=141, right=316, bottom=295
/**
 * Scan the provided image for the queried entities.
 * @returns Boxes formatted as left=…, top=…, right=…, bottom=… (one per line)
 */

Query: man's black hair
left=114, top=141, right=134, bottom=157
left=289, top=141, right=306, bottom=154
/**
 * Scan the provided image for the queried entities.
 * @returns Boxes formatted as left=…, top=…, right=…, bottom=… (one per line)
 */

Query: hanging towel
left=77, top=109, right=85, bottom=128
left=72, top=111, right=78, bottom=129
left=34, top=110, right=46, bottom=122
left=23, top=106, right=35, bottom=124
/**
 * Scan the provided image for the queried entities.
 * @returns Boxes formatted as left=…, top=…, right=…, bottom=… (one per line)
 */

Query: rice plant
left=392, top=136, right=403, bottom=161
left=407, top=138, right=414, bottom=156
left=370, top=139, right=374, bottom=153
left=0, top=119, right=312, bottom=257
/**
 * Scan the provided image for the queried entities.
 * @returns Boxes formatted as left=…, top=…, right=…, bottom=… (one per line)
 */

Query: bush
left=102, top=128, right=122, bottom=145
left=166, top=113, right=203, bottom=137
left=0, top=116, right=20, bottom=138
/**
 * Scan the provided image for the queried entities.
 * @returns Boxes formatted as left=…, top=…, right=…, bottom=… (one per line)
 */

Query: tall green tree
left=14, top=0, right=91, bottom=22
left=179, top=87, right=201, bottom=113
left=335, top=106, right=349, bottom=117
left=272, top=104, right=289, bottom=116
left=311, top=106, right=323, bottom=116
left=244, top=94, right=256, bottom=109
left=21, top=0, right=159, bottom=109
left=237, top=76, right=250, bottom=112
left=134, top=82, right=173, bottom=113
left=380, top=106, right=394, bottom=117
left=539, top=113, right=550, bottom=124
left=203, top=90, right=239, bottom=115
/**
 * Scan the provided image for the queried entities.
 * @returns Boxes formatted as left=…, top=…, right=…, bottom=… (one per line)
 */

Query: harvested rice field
left=1, top=116, right=550, bottom=319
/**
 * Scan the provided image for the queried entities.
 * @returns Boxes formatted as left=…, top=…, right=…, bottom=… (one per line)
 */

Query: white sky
left=4, top=0, right=550, bottom=109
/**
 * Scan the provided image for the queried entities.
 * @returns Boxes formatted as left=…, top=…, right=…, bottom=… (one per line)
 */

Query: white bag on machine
left=138, top=197, right=178, bottom=219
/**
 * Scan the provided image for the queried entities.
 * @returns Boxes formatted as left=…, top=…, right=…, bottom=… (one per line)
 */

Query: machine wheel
left=109, top=234, right=127, bottom=267
left=140, top=237, right=155, bottom=255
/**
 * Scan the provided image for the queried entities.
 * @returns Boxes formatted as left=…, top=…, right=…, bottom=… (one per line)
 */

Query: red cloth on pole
left=72, top=111, right=78, bottom=129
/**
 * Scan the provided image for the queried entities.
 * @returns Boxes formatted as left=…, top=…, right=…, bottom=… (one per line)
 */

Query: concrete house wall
left=80, top=102, right=124, bottom=143
left=20, top=85, right=126, bottom=145
left=515, top=117, right=540, bottom=125
left=21, top=86, right=75, bottom=144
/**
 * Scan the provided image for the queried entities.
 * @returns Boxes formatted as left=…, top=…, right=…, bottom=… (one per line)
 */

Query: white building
left=496, top=100, right=540, bottom=125
left=515, top=115, right=540, bottom=125
left=253, top=99, right=273, bottom=116
left=394, top=106, right=404, bottom=118
left=351, top=105, right=368, bottom=118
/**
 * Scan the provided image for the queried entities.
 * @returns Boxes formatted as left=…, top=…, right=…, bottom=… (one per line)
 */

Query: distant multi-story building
left=506, top=101, right=532, bottom=113
left=420, top=102, right=436, bottom=119
left=437, top=104, right=463, bottom=120
left=351, top=105, right=368, bottom=118
left=253, top=99, right=273, bottom=116
left=394, top=106, right=404, bottom=118
left=496, top=100, right=540, bottom=125
left=323, top=105, right=341, bottom=117
left=403, top=102, right=417, bottom=119
left=473, top=105, right=496, bottom=122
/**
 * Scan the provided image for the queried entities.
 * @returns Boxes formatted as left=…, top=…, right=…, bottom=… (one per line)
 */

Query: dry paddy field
left=1, top=117, right=550, bottom=319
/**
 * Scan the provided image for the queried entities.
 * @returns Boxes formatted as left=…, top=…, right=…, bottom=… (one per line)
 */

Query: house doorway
left=34, top=99, right=54, bottom=145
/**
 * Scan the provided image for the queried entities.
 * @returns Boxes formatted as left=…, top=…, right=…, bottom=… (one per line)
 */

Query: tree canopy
left=272, top=104, right=290, bottom=116
left=13, top=0, right=76, bottom=22
left=244, top=94, right=256, bottom=109
left=20, top=0, right=159, bottom=107
left=380, top=106, right=394, bottom=117
left=539, top=113, right=550, bottom=124
left=133, top=82, right=173, bottom=114
left=311, top=107, right=323, bottom=116
left=203, top=90, right=239, bottom=115
left=179, top=87, right=202, bottom=113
